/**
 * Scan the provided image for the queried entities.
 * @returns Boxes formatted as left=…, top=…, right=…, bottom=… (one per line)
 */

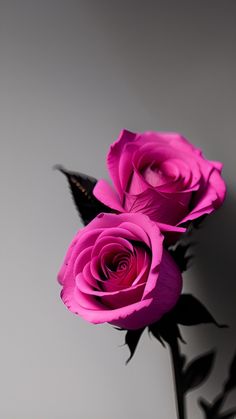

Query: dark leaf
left=125, top=328, right=145, bottom=364
left=220, top=410, right=236, bottom=419
left=191, top=215, right=207, bottom=230
left=211, top=395, right=226, bottom=416
left=148, top=325, right=166, bottom=347
left=169, top=242, right=194, bottom=272
left=149, top=313, right=185, bottom=347
left=183, top=350, right=216, bottom=393
left=199, top=398, right=212, bottom=416
left=224, top=351, right=236, bottom=392
left=199, top=394, right=226, bottom=419
left=199, top=405, right=236, bottom=419
left=182, top=215, right=207, bottom=232
left=180, top=354, right=187, bottom=370
left=174, top=294, right=227, bottom=328
left=55, top=165, right=112, bottom=224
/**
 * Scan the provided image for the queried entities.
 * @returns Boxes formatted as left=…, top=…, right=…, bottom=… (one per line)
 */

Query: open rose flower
left=58, top=212, right=182, bottom=330
left=93, top=130, right=226, bottom=231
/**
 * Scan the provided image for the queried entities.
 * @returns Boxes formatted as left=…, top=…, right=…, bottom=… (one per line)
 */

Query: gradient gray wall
left=0, top=1, right=235, bottom=418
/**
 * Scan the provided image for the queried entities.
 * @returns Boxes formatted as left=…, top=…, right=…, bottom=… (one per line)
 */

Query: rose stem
left=168, top=337, right=186, bottom=419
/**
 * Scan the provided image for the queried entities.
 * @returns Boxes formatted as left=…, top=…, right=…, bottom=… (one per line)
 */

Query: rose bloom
left=58, top=213, right=182, bottom=330
left=93, top=130, right=226, bottom=230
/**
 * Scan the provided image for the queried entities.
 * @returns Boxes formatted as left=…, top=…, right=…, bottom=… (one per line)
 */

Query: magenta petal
left=93, top=130, right=226, bottom=234
left=72, top=297, right=154, bottom=327
left=92, top=235, right=133, bottom=258
left=93, top=179, right=124, bottom=212
left=58, top=212, right=183, bottom=329
left=118, top=142, right=139, bottom=191
left=100, top=282, right=145, bottom=309
left=179, top=168, right=226, bottom=225
left=211, top=160, right=223, bottom=172
left=124, top=188, right=189, bottom=225
left=73, top=246, right=93, bottom=277
left=107, top=129, right=136, bottom=195
left=75, top=272, right=145, bottom=300
left=110, top=251, right=182, bottom=329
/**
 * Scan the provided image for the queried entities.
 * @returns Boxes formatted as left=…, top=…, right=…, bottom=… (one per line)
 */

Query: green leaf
left=183, top=350, right=216, bottom=393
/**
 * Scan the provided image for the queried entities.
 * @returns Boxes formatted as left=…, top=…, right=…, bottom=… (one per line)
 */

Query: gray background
left=0, top=1, right=235, bottom=418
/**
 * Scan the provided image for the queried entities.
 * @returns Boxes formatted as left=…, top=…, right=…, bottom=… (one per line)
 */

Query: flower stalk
left=169, top=336, right=186, bottom=419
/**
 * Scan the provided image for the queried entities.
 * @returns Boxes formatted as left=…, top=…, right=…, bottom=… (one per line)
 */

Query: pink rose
left=93, top=130, right=226, bottom=230
left=58, top=213, right=182, bottom=330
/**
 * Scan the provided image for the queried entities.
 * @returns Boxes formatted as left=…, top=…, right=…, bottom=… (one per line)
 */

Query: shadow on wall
left=189, top=186, right=236, bottom=415
left=196, top=186, right=236, bottom=327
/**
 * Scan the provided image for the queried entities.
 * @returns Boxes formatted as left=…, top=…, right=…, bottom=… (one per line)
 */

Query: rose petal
left=93, top=179, right=124, bottom=212
left=107, top=129, right=137, bottom=196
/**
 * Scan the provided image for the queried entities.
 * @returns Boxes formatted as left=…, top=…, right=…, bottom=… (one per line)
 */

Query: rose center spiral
left=142, top=160, right=178, bottom=187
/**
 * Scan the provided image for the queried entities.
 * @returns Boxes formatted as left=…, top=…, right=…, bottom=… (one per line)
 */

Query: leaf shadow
left=199, top=349, right=236, bottom=418
left=189, top=188, right=236, bottom=415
